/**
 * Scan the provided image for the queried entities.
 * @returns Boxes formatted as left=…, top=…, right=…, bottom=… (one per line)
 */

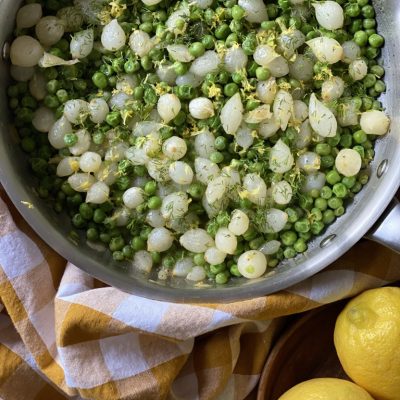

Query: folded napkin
left=1, top=190, right=400, bottom=400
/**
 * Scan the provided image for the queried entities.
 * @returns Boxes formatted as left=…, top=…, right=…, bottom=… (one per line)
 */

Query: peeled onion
left=79, top=151, right=102, bottom=173
left=29, top=72, right=47, bottom=100
left=349, top=59, right=368, bottom=81
left=321, top=76, right=345, bottom=102
left=68, top=173, right=95, bottom=192
left=259, top=241, right=281, bottom=255
left=254, top=45, right=277, bottom=67
left=292, top=100, right=309, bottom=123
left=189, top=51, right=220, bottom=77
left=36, top=17, right=65, bottom=46
left=147, top=227, right=174, bottom=252
left=260, top=209, right=288, bottom=233
left=189, top=98, right=215, bottom=120
left=295, top=119, right=312, bottom=149
left=221, top=93, right=243, bottom=135
left=169, top=161, right=194, bottom=185
left=192, top=0, right=213, bottom=9
left=270, top=139, right=294, bottom=173
left=360, top=110, right=390, bottom=135
left=163, top=136, right=187, bottom=160
left=238, top=250, right=267, bottom=279
left=16, top=4, right=42, bottom=29
left=186, top=266, right=206, bottom=282
left=309, top=93, right=337, bottom=137
left=272, top=181, right=293, bottom=205
left=129, top=30, right=153, bottom=57
left=32, top=107, right=55, bottom=133
left=289, top=54, right=314, bottom=82
left=244, top=105, right=272, bottom=124
left=176, top=72, right=203, bottom=88
left=337, top=99, right=359, bottom=127
left=146, top=210, right=165, bottom=228
left=132, top=251, right=153, bottom=274
left=215, top=228, right=237, bottom=255
left=48, top=116, right=72, bottom=149
left=267, top=56, right=290, bottom=77
left=10, top=36, right=43, bottom=67
left=277, top=30, right=306, bottom=59
left=101, top=19, right=126, bottom=51
left=313, top=1, right=344, bottom=30
left=123, top=187, right=145, bottom=209
left=335, top=149, right=362, bottom=177
left=307, top=37, right=343, bottom=64
left=243, top=173, right=267, bottom=206
left=56, top=157, right=80, bottom=177
left=302, top=172, right=326, bottom=193
left=173, top=257, right=194, bottom=277
left=273, top=90, right=293, bottom=130
left=224, top=47, right=248, bottom=73
left=296, top=152, right=321, bottom=174
left=194, top=130, right=215, bottom=158
left=341, top=41, right=361, bottom=64
left=238, top=0, right=269, bottom=23
left=259, top=117, right=280, bottom=138
left=195, top=158, right=220, bottom=184
left=257, top=78, right=277, bottom=104
left=86, top=181, right=109, bottom=204
left=157, top=94, right=181, bottom=123
left=205, top=247, right=226, bottom=265
left=10, top=65, right=34, bottom=82
left=70, top=29, right=94, bottom=59
left=167, top=44, right=194, bottom=63
left=206, top=176, right=228, bottom=204
left=70, top=129, right=91, bottom=156
left=236, top=124, right=254, bottom=149
left=179, top=229, right=214, bottom=253
left=96, top=162, right=118, bottom=186
left=228, top=210, right=249, bottom=236
left=64, top=99, right=89, bottom=125
left=89, top=98, right=109, bottom=124
left=161, top=192, right=189, bottom=220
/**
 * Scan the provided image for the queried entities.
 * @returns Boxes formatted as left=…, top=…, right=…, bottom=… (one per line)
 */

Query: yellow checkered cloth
left=1, top=192, right=400, bottom=400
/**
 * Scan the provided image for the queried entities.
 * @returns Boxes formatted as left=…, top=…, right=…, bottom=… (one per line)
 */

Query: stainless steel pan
left=0, top=0, right=399, bottom=302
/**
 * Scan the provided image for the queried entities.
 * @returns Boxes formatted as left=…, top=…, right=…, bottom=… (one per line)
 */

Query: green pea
left=370, top=65, right=385, bottom=77
left=315, top=143, right=331, bottom=156
left=346, top=3, right=361, bottom=17
left=374, top=80, right=386, bottom=93
left=144, top=181, right=157, bottom=195
left=173, top=62, right=188, bottom=76
left=323, top=209, right=335, bottom=224
left=294, top=219, right=310, bottom=233
left=44, top=95, right=60, bottom=109
left=320, top=186, right=333, bottom=200
left=194, top=253, right=206, bottom=266
left=354, top=30, right=368, bottom=46
left=232, top=5, right=245, bottom=20
left=281, top=231, right=297, bottom=246
left=188, top=182, right=205, bottom=199
left=189, top=42, right=205, bottom=58
left=224, top=82, right=239, bottom=97
left=328, top=196, right=343, bottom=210
left=131, top=237, right=145, bottom=251
left=230, top=264, right=242, bottom=277
left=215, top=271, right=229, bottom=284
left=148, top=196, right=162, bottom=209
left=64, top=133, right=78, bottom=147
left=210, top=263, right=226, bottom=274
left=293, top=239, right=308, bottom=253
left=210, top=151, right=224, bottom=164
left=202, top=35, right=215, bottom=50
left=256, top=67, right=271, bottom=81
left=106, top=111, right=121, bottom=127
left=151, top=252, right=161, bottom=264
left=93, top=209, right=106, bottom=224
left=369, top=33, right=384, bottom=48
left=362, top=4, right=375, bottom=18
left=283, top=247, right=296, bottom=259
left=242, top=34, right=257, bottom=55
left=72, top=213, right=86, bottom=228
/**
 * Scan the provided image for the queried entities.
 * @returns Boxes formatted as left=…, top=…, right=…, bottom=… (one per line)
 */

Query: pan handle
left=366, top=197, right=400, bottom=254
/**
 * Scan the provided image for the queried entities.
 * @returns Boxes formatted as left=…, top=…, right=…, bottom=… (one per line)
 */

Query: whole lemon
left=277, top=378, right=374, bottom=400
left=334, top=287, right=400, bottom=400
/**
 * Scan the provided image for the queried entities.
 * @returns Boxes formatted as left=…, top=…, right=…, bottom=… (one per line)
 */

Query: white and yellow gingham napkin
left=1, top=190, right=400, bottom=400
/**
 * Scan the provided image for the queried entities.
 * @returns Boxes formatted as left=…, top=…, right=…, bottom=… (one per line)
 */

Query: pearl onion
left=169, top=161, right=194, bottom=185
left=70, top=129, right=91, bottom=156
left=224, top=47, right=248, bottom=73
left=189, top=98, right=215, bottom=120
left=35, top=17, right=65, bottom=47
left=56, top=157, right=80, bottom=177
left=194, top=130, right=216, bottom=158
left=131, top=251, right=153, bottom=274
left=163, top=136, right=187, bottom=160
left=29, top=72, right=47, bottom=100
left=147, top=227, right=174, bottom=252
left=161, top=192, right=189, bottom=220
left=10, top=65, right=35, bottom=82
left=68, top=173, right=96, bottom=192
left=186, top=266, right=206, bottom=282
left=238, top=250, right=267, bottom=279
left=146, top=210, right=166, bottom=228
left=296, top=152, right=321, bottom=174
left=179, top=229, right=214, bottom=253
left=349, top=59, right=368, bottom=81
left=228, top=210, right=249, bottom=236
left=215, top=228, right=237, bottom=255
left=272, top=181, right=293, bottom=205
left=86, top=181, right=110, bottom=204
left=129, top=30, right=153, bottom=57
left=79, top=152, right=102, bottom=173
left=64, top=100, right=89, bottom=125
left=48, top=116, right=72, bottom=150
left=16, top=4, right=42, bottom=29
left=335, top=149, right=362, bottom=177
left=243, top=174, right=267, bottom=206
left=89, top=98, right=109, bottom=124
left=173, top=257, right=194, bottom=277
left=205, top=247, right=227, bottom=265
left=195, top=158, right=220, bottom=185
left=206, top=176, right=228, bottom=204
left=105, top=143, right=129, bottom=162
left=147, top=158, right=171, bottom=182
left=95, top=162, right=119, bottom=186
left=123, top=187, right=145, bottom=209
left=10, top=36, right=43, bottom=68
left=32, top=107, right=55, bottom=133
left=101, top=19, right=126, bottom=51
left=360, top=110, right=390, bottom=136
left=157, top=94, right=181, bottom=123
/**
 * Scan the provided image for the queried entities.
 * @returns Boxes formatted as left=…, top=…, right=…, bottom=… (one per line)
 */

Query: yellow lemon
left=277, top=378, right=374, bottom=400
left=334, top=287, right=400, bottom=400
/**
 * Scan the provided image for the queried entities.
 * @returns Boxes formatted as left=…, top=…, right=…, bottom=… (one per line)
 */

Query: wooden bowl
left=257, top=302, right=349, bottom=400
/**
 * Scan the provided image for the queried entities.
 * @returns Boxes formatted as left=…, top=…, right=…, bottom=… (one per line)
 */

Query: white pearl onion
left=70, top=129, right=91, bottom=156
left=307, top=37, right=343, bottom=64
left=142, top=0, right=163, bottom=5
left=321, top=76, right=345, bottom=102
left=101, top=19, right=126, bottom=51
left=146, top=210, right=166, bottom=228
left=129, top=30, right=153, bottom=57
left=243, top=173, right=267, bottom=206
left=257, top=78, right=277, bottom=104
left=162, top=136, right=187, bottom=160
left=220, top=93, right=244, bottom=136
left=64, top=100, right=89, bottom=125
left=238, top=0, right=268, bottom=23
left=48, top=116, right=72, bottom=149
left=179, top=229, right=214, bottom=253
left=189, top=98, right=215, bottom=120
left=79, top=152, right=102, bottom=173
left=194, top=130, right=216, bottom=158
left=296, top=152, right=321, bottom=174
left=68, top=173, right=96, bottom=192
left=269, top=139, right=294, bottom=173
left=272, top=181, right=293, bottom=205
left=262, top=209, right=288, bottom=233
left=335, top=149, right=362, bottom=177
left=224, top=47, right=248, bottom=73
left=56, top=157, right=80, bottom=177
left=89, top=98, right=109, bottom=124
left=29, top=72, right=47, bottom=100
left=86, top=181, right=109, bottom=204
left=186, top=266, right=206, bottom=282
left=349, top=59, right=368, bottom=81
left=189, top=51, right=220, bottom=77
left=10, top=65, right=35, bottom=82
left=96, top=162, right=119, bottom=186
left=70, top=29, right=94, bottom=59
left=147, top=227, right=174, bottom=252
left=215, top=228, right=237, bottom=255
left=205, top=247, right=227, bottom=265
left=157, top=94, right=181, bottom=123
left=228, top=210, right=249, bottom=236
left=313, top=1, right=344, bottom=30
left=147, top=158, right=171, bottom=182
left=169, top=161, right=194, bottom=185
left=10, top=36, right=43, bottom=67
left=32, top=107, right=55, bottom=133
left=36, top=17, right=65, bottom=46
left=105, top=143, right=129, bottom=162
left=254, top=45, right=277, bottom=67
left=192, top=0, right=213, bottom=9
left=161, top=192, right=189, bottom=220
left=123, top=187, right=145, bottom=209
left=360, top=110, right=390, bottom=136
left=302, top=172, right=326, bottom=193
left=195, top=158, right=220, bottom=185
left=238, top=250, right=267, bottom=279
left=341, top=41, right=361, bottom=64
left=132, top=251, right=153, bottom=274
left=16, top=4, right=42, bottom=29
left=206, top=176, right=228, bottom=204
left=173, top=258, right=194, bottom=277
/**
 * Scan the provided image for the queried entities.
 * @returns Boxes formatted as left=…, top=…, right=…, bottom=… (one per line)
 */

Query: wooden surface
left=257, top=302, right=349, bottom=400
